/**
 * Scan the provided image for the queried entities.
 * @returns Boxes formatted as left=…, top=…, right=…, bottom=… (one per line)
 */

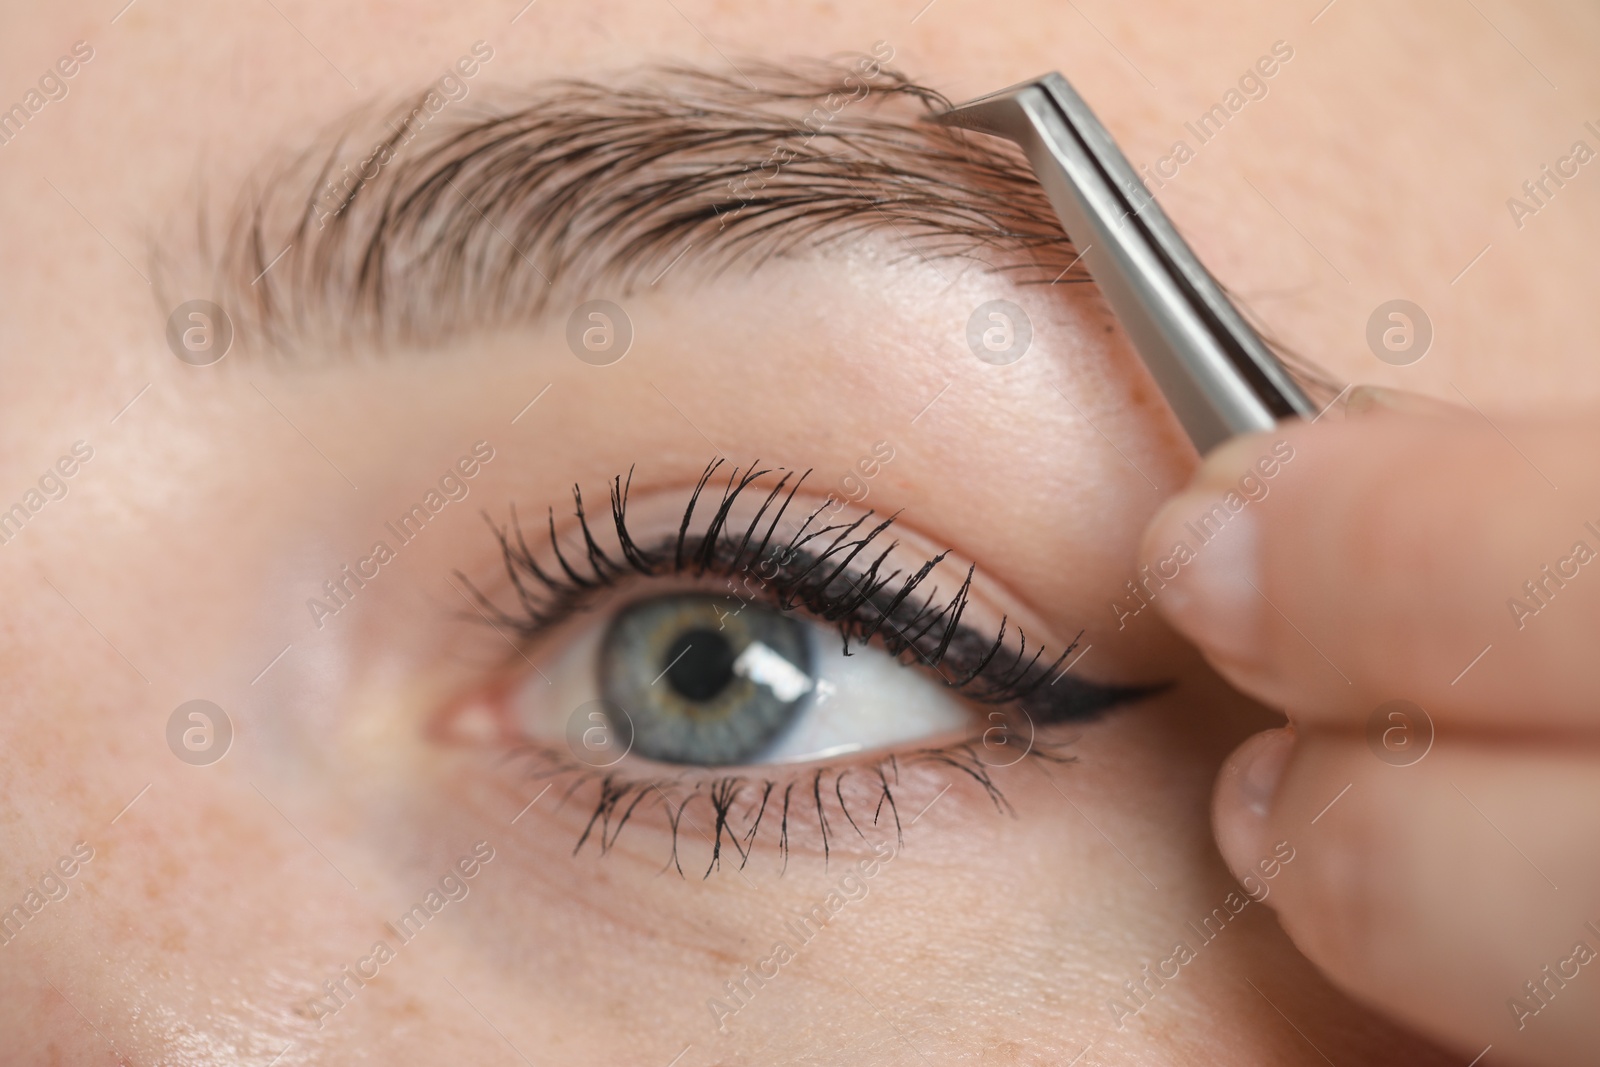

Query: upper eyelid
left=169, top=58, right=1092, bottom=355
left=459, top=461, right=968, bottom=644
left=454, top=462, right=1151, bottom=723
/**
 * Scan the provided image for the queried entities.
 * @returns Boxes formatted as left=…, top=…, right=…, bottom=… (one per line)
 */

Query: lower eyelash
left=457, top=458, right=1153, bottom=722
left=511, top=731, right=1083, bottom=878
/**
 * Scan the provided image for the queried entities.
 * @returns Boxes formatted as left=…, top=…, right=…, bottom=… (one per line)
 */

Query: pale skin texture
left=2, top=2, right=1598, bottom=1066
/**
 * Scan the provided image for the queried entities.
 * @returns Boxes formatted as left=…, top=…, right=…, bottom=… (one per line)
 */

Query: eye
left=451, top=461, right=1152, bottom=780
left=532, top=591, right=971, bottom=768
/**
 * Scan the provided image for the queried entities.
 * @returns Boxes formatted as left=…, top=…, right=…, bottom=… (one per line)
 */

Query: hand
left=1139, top=393, right=1600, bottom=1067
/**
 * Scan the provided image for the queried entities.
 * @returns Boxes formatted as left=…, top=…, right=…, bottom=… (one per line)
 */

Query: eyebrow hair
left=172, top=54, right=1341, bottom=401
left=175, top=56, right=1092, bottom=353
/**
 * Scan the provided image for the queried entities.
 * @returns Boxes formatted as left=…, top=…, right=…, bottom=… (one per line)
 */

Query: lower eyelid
left=432, top=593, right=1106, bottom=871
left=485, top=726, right=1077, bottom=873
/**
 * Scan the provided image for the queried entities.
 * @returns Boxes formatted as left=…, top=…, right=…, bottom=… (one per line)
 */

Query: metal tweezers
left=935, top=73, right=1315, bottom=453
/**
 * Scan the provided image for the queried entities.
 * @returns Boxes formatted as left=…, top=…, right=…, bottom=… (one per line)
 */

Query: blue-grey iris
left=599, top=593, right=815, bottom=765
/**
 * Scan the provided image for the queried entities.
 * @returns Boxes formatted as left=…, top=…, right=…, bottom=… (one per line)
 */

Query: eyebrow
left=176, top=54, right=1341, bottom=402
left=178, top=56, right=1093, bottom=353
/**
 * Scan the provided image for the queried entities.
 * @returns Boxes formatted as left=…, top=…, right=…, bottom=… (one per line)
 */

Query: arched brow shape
left=168, top=52, right=1343, bottom=403
left=167, top=55, right=1094, bottom=355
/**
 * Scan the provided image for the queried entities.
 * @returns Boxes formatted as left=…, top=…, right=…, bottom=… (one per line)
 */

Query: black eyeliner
left=456, top=459, right=1151, bottom=723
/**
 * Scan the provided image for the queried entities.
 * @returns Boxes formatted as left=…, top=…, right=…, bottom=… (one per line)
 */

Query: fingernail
left=1214, top=728, right=1296, bottom=879
left=1139, top=436, right=1277, bottom=670
left=1235, top=727, right=1295, bottom=819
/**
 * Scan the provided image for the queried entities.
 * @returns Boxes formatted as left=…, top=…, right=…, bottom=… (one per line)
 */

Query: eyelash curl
left=455, top=460, right=1152, bottom=876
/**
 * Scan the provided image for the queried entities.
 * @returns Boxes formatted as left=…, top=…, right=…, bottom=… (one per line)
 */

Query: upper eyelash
left=456, top=458, right=1141, bottom=719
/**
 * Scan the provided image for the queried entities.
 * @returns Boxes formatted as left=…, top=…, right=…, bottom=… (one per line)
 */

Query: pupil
left=664, top=628, right=738, bottom=702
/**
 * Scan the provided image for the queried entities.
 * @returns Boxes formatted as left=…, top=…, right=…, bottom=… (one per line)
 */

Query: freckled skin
left=2, top=2, right=1597, bottom=1064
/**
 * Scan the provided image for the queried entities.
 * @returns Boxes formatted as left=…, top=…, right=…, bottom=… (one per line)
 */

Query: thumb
left=1137, top=409, right=1600, bottom=729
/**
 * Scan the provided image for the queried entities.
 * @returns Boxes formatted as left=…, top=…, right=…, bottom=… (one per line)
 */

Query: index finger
left=1136, top=408, right=1600, bottom=729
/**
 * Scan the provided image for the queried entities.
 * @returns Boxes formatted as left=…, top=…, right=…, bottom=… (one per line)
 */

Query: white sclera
left=756, top=626, right=969, bottom=763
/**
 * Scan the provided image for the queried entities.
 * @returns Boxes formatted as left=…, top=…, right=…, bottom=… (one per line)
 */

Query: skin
left=2, top=1, right=1597, bottom=1064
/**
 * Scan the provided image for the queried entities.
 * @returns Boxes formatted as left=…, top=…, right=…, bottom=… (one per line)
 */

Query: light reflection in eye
left=732, top=640, right=815, bottom=703
left=522, top=591, right=971, bottom=768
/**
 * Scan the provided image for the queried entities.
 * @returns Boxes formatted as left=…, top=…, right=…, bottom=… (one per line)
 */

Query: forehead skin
left=2, top=3, right=1597, bottom=1067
